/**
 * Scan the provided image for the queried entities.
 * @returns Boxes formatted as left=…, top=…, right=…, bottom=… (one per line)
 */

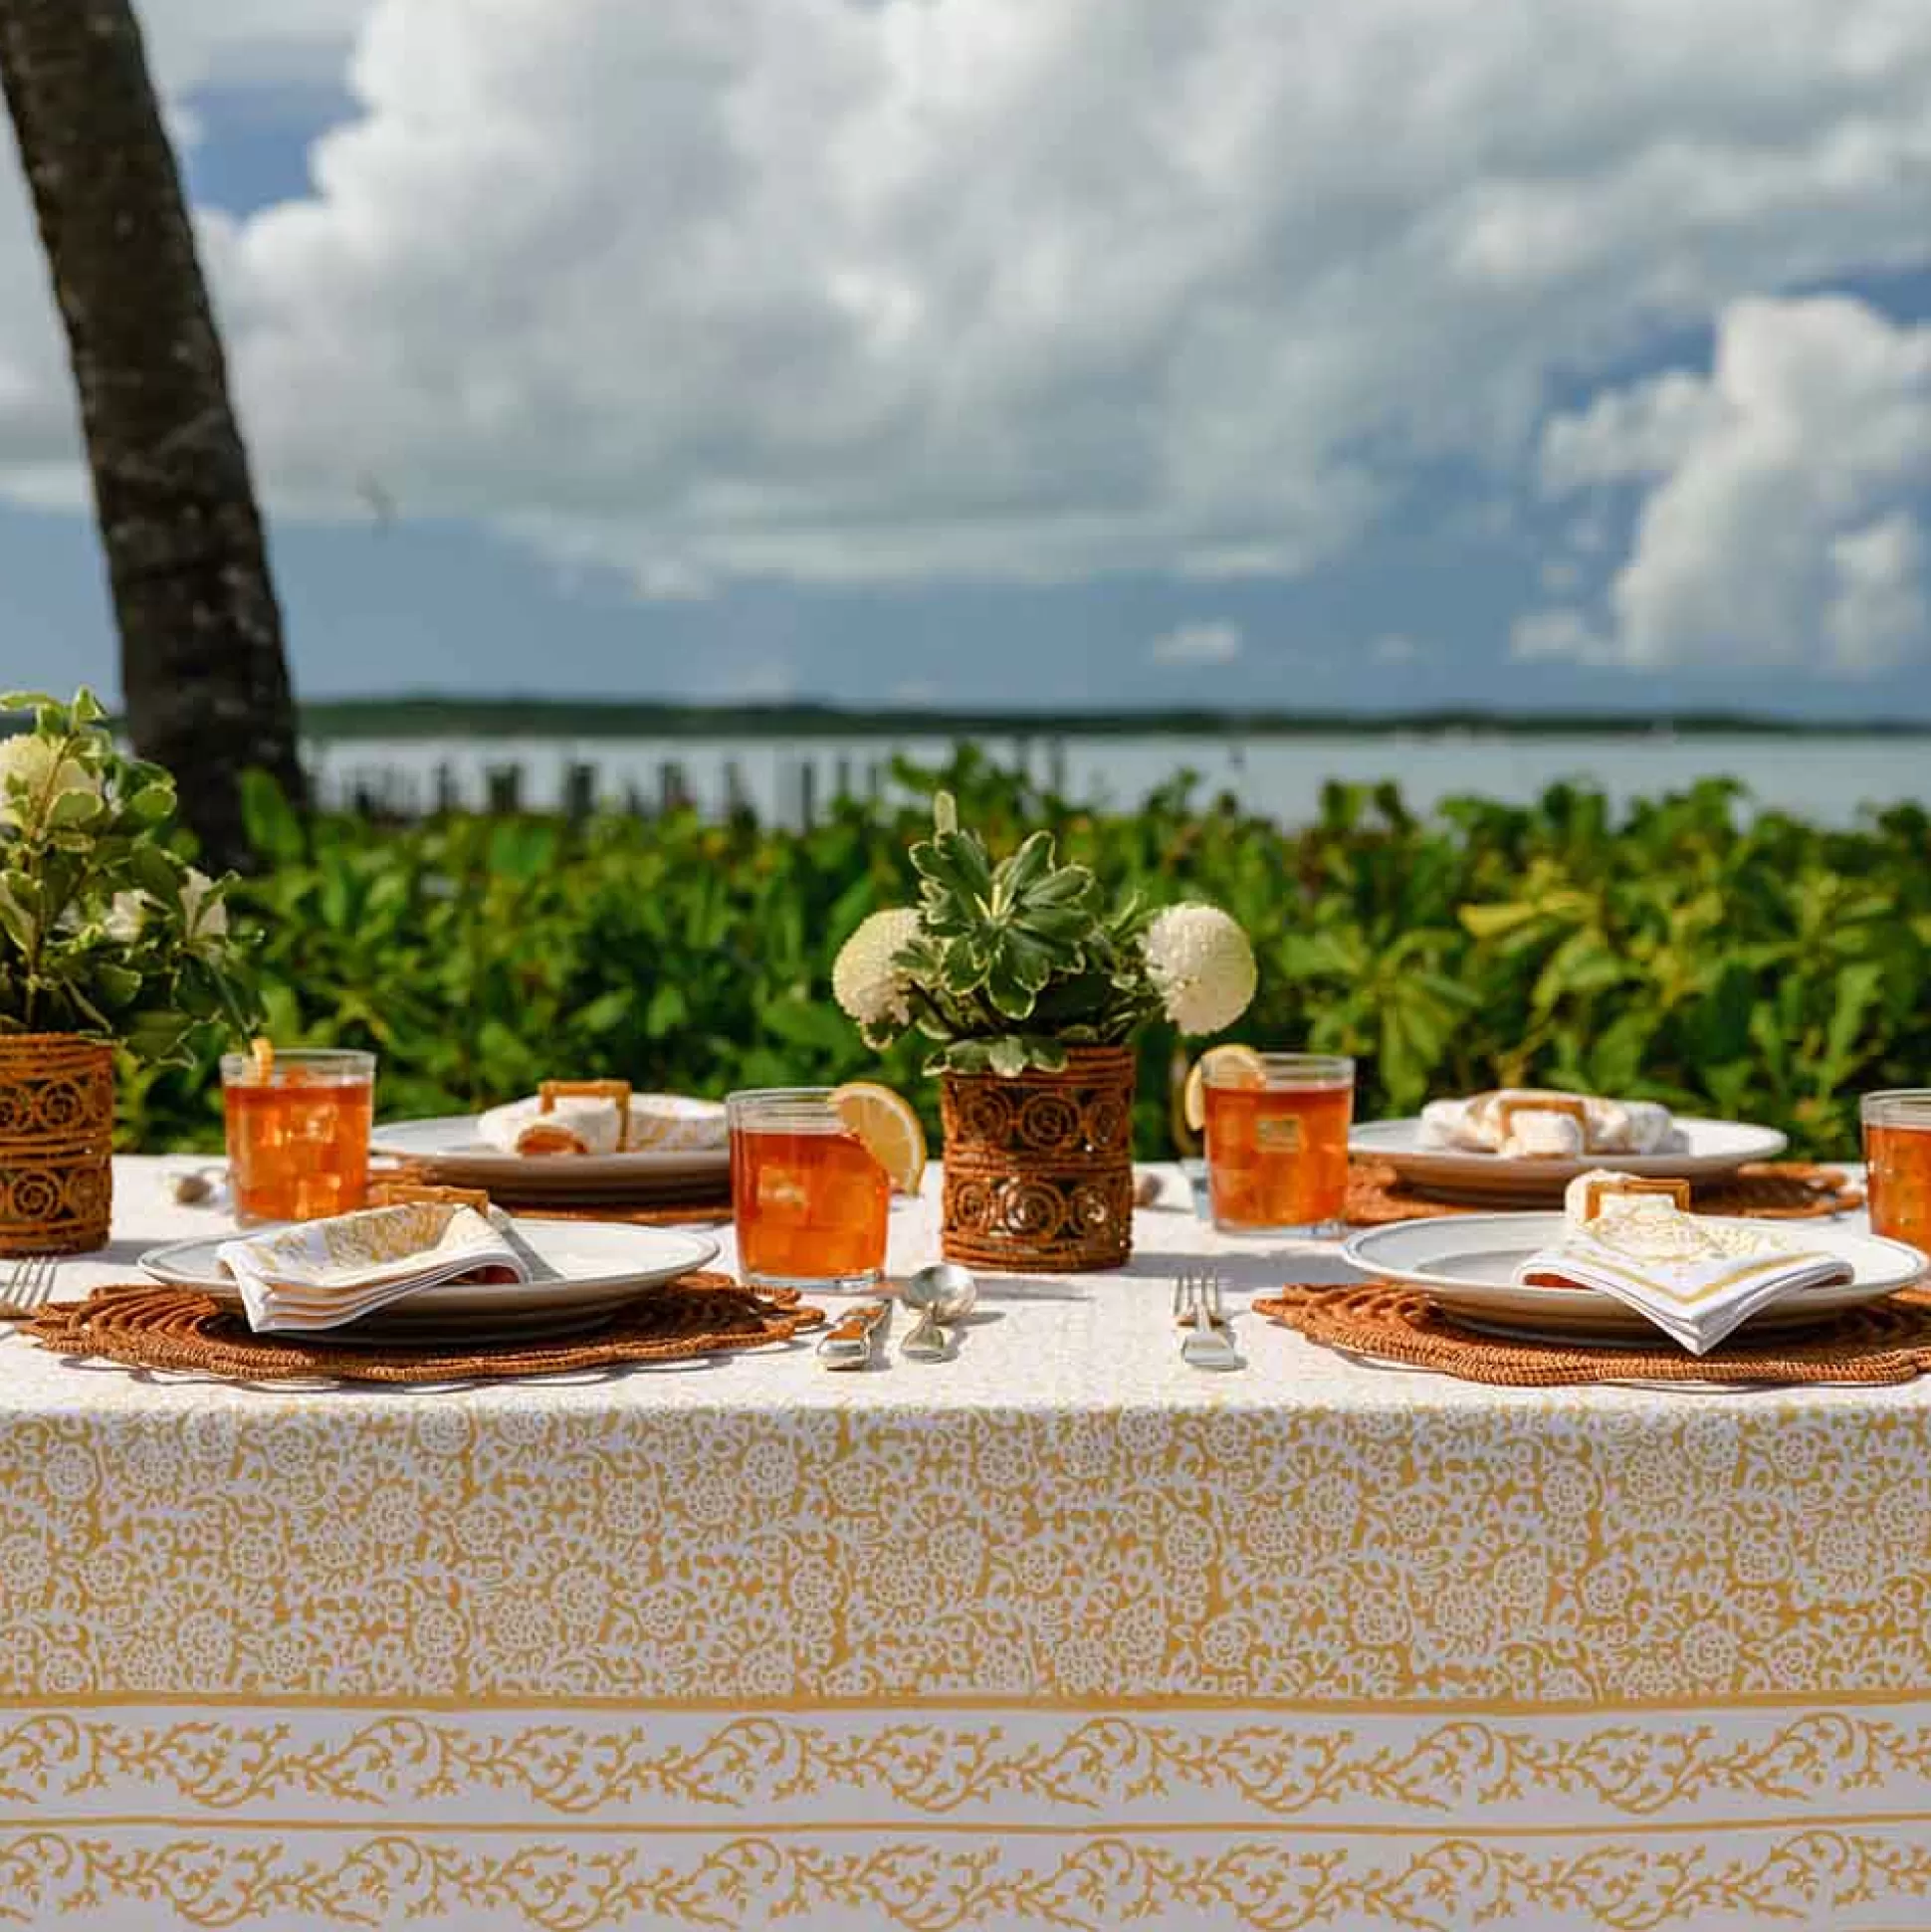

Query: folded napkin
left=1512, top=1173, right=1850, bottom=1354
left=478, top=1092, right=727, bottom=1157
left=216, top=1201, right=530, bottom=1334
left=1421, top=1088, right=1684, bottom=1160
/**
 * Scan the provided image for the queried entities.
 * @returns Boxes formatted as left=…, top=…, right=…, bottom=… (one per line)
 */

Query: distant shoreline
left=294, top=695, right=1931, bottom=741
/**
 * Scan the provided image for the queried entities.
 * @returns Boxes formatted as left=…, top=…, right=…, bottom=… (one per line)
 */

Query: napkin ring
left=539, top=1079, right=634, bottom=1152
left=1577, top=1175, right=1691, bottom=1224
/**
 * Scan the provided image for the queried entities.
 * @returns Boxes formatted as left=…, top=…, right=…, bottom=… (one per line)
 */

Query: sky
left=1, top=0, right=1929, bottom=717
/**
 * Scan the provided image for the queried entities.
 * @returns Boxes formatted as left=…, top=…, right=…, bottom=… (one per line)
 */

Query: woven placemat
left=1255, top=1281, right=1931, bottom=1387
left=1344, top=1159, right=1863, bottom=1227
left=27, top=1273, right=818, bottom=1385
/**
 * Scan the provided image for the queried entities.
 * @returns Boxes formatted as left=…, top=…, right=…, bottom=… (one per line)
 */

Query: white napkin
left=477, top=1092, right=727, bottom=1156
left=1421, top=1089, right=1683, bottom=1159
left=1513, top=1180, right=1850, bottom=1354
left=216, top=1202, right=530, bottom=1334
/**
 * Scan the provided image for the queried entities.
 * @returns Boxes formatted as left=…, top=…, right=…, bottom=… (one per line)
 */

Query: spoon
left=899, top=1261, right=977, bottom=1361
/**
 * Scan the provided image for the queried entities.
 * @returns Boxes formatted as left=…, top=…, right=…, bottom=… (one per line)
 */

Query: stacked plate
left=371, top=1116, right=730, bottom=1207
left=139, top=1221, right=722, bottom=1344
left=1348, top=1116, right=1789, bottom=1207
left=1342, top=1213, right=1921, bottom=1345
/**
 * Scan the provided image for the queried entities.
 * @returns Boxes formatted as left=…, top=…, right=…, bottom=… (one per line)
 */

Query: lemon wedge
left=831, top=1081, right=928, bottom=1193
left=1181, top=1044, right=1266, bottom=1132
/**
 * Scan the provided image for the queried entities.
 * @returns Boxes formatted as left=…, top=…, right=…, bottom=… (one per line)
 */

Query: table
left=3, top=1158, right=1930, bottom=1930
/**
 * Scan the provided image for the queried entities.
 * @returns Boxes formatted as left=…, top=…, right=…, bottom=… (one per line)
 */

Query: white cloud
left=1150, top=620, right=1243, bottom=666
left=3, top=0, right=1931, bottom=603
left=1523, top=295, right=1931, bottom=672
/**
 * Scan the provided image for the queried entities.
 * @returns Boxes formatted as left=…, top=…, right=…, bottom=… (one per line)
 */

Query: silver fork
left=1174, top=1267, right=1242, bottom=1372
left=0, top=1253, right=61, bottom=1319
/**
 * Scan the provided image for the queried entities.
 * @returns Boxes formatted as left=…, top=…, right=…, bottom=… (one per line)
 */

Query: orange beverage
left=222, top=1049, right=376, bottom=1224
left=1863, top=1092, right=1931, bottom=1251
left=1204, top=1053, right=1355, bottom=1234
left=729, top=1089, right=890, bottom=1289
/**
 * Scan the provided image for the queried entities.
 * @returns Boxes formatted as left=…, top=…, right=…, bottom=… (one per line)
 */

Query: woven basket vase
left=940, top=1045, right=1136, bottom=1272
left=0, top=1033, right=113, bottom=1255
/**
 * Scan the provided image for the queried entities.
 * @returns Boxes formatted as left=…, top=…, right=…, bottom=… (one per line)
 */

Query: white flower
left=0, top=733, right=97, bottom=828
left=1143, top=903, right=1257, bottom=1035
left=180, top=868, right=229, bottom=949
left=831, top=907, right=923, bottom=1038
left=105, top=891, right=147, bottom=942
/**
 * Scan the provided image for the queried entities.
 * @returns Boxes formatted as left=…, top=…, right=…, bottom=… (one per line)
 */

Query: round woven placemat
left=1344, top=1159, right=1863, bottom=1227
left=28, top=1272, right=818, bottom=1385
left=512, top=1198, right=733, bottom=1227
left=1255, top=1281, right=1931, bottom=1387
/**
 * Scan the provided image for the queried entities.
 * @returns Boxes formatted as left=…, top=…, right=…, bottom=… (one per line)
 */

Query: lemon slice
left=1181, top=1044, right=1266, bottom=1132
left=831, top=1081, right=928, bottom=1193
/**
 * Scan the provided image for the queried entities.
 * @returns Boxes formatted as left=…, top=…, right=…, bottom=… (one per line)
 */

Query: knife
left=816, top=1299, right=891, bottom=1371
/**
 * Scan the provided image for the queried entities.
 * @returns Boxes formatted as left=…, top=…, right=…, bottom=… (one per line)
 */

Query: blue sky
left=3, top=2, right=1929, bottom=717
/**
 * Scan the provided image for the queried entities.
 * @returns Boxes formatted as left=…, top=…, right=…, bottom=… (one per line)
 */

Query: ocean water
left=305, top=732, right=1931, bottom=829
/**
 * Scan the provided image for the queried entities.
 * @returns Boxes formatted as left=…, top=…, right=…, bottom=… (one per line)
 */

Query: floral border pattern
left=3, top=1828, right=1930, bottom=1930
left=5, top=1708, right=1931, bottom=1821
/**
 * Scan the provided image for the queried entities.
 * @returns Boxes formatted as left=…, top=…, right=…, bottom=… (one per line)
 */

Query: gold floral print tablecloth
left=2, top=1158, right=1928, bottom=1930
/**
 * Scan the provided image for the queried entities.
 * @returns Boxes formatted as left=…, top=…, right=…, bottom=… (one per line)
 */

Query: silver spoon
left=899, top=1262, right=977, bottom=1361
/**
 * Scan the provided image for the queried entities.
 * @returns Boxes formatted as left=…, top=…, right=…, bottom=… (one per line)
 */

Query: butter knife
left=816, top=1299, right=891, bottom=1371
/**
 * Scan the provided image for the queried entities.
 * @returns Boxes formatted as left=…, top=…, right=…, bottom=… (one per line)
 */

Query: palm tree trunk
left=0, top=0, right=306, bottom=870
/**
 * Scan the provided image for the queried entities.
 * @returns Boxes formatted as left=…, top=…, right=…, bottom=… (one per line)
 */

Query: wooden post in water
left=485, top=764, right=524, bottom=816
left=723, top=759, right=748, bottom=822
left=798, top=758, right=818, bottom=830
left=834, top=755, right=852, bottom=805
left=563, top=761, right=597, bottom=824
left=434, top=761, right=459, bottom=816
left=659, top=759, right=690, bottom=814
left=1047, top=738, right=1067, bottom=796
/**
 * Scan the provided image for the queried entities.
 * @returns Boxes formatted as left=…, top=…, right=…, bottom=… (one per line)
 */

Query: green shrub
left=123, top=753, right=1931, bottom=1161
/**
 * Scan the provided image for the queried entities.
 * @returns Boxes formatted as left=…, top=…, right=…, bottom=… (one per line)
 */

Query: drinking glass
left=222, top=1049, right=377, bottom=1225
left=1862, top=1091, right=1931, bottom=1250
left=729, top=1087, right=890, bottom=1290
left=1203, top=1052, right=1355, bottom=1236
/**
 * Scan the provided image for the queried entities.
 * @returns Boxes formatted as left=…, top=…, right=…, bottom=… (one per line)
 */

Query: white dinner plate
left=1343, top=1212, right=1923, bottom=1343
left=370, top=1115, right=730, bottom=1196
left=1349, top=1116, right=1789, bottom=1205
left=138, top=1220, right=721, bottom=1342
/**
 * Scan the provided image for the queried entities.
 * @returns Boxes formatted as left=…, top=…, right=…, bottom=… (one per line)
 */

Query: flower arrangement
left=0, top=687, right=259, bottom=1063
left=833, top=791, right=1256, bottom=1075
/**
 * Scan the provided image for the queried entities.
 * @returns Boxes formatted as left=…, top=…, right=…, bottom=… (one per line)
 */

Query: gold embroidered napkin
left=215, top=1201, right=530, bottom=1334
left=1421, top=1089, right=1683, bottom=1160
left=477, top=1092, right=726, bottom=1156
left=1514, top=1178, right=1850, bottom=1354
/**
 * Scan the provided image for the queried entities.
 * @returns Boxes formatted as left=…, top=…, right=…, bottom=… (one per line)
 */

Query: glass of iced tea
left=1863, top=1091, right=1931, bottom=1251
left=1203, top=1052, right=1356, bottom=1237
left=729, top=1087, right=890, bottom=1291
left=222, top=1049, right=377, bottom=1225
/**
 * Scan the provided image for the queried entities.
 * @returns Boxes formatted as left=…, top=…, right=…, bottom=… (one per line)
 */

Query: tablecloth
left=2, top=1158, right=1929, bottom=1929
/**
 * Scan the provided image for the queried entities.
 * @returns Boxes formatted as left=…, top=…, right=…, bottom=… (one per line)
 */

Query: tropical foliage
left=120, top=751, right=1929, bottom=1160
left=0, top=689, right=257, bottom=1064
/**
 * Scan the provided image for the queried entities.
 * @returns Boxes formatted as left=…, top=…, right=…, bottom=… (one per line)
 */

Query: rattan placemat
left=1255, top=1281, right=1931, bottom=1387
left=28, top=1273, right=819, bottom=1385
left=1344, top=1159, right=1863, bottom=1227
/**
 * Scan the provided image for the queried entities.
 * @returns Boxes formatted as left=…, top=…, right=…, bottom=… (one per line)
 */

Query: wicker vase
left=0, top=1033, right=114, bottom=1255
left=940, top=1044, right=1137, bottom=1272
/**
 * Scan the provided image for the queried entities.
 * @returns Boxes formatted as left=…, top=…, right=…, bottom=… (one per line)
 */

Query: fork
left=0, top=1252, right=61, bottom=1319
left=1174, top=1267, right=1242, bottom=1372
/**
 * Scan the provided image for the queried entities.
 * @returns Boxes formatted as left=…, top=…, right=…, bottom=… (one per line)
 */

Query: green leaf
left=240, top=769, right=306, bottom=866
left=986, top=1034, right=1029, bottom=1075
